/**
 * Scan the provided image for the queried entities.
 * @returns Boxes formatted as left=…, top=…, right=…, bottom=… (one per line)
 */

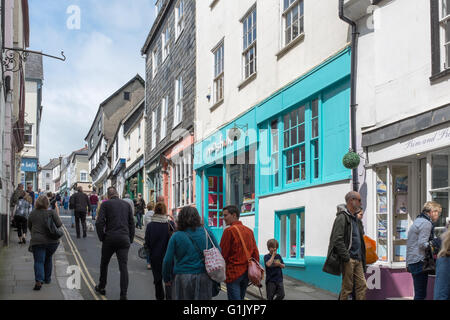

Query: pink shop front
left=362, top=122, right=450, bottom=300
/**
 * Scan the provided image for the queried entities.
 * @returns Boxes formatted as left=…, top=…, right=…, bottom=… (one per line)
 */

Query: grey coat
left=28, top=209, right=63, bottom=247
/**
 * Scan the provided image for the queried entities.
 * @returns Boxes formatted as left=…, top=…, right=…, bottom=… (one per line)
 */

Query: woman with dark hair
left=145, top=202, right=176, bottom=300
left=162, top=206, right=220, bottom=300
left=14, top=193, right=32, bottom=244
left=27, top=195, right=62, bottom=291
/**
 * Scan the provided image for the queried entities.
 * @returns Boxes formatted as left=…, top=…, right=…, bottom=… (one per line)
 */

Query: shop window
left=431, top=153, right=450, bottom=237
left=271, top=120, right=280, bottom=189
left=276, top=208, right=305, bottom=263
left=226, top=147, right=256, bottom=215
left=172, top=154, right=193, bottom=209
left=283, top=105, right=306, bottom=184
left=375, top=165, right=410, bottom=264
left=208, top=175, right=224, bottom=227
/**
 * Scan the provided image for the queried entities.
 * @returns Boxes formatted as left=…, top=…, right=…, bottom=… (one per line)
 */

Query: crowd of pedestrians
left=7, top=182, right=450, bottom=300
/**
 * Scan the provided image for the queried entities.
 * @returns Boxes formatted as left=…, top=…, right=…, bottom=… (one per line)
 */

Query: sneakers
left=33, top=282, right=42, bottom=291
left=147, top=264, right=151, bottom=270
left=95, top=285, right=106, bottom=295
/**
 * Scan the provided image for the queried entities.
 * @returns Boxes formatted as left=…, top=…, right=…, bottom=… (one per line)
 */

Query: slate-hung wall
left=144, top=0, right=196, bottom=164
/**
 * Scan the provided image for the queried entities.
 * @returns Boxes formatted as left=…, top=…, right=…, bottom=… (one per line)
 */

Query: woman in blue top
left=162, top=206, right=220, bottom=300
left=434, top=230, right=450, bottom=300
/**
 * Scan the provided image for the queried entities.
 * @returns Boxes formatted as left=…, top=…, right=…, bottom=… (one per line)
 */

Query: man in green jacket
left=323, top=191, right=367, bottom=300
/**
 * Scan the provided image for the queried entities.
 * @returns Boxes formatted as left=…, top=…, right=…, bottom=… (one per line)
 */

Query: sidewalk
left=135, top=227, right=338, bottom=300
left=0, top=229, right=83, bottom=300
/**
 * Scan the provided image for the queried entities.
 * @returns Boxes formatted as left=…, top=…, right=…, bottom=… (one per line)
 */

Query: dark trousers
left=412, top=272, right=429, bottom=300
left=266, top=281, right=285, bottom=300
left=135, top=213, right=143, bottom=228
left=14, top=215, right=27, bottom=238
left=99, top=237, right=130, bottom=297
left=150, top=258, right=171, bottom=300
left=74, top=211, right=87, bottom=237
left=32, top=243, right=59, bottom=283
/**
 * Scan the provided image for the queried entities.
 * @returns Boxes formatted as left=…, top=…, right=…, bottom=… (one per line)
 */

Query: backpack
left=14, top=199, right=29, bottom=218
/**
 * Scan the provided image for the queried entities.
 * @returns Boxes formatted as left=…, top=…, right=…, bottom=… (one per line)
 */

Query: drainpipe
left=339, top=0, right=360, bottom=192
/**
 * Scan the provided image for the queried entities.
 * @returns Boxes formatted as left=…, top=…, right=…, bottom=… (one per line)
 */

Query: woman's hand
left=165, top=281, right=172, bottom=286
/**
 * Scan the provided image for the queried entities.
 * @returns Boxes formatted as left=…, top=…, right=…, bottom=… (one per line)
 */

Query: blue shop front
left=194, top=47, right=352, bottom=294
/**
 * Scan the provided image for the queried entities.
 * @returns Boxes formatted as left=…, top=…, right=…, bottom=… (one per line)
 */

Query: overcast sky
left=28, top=0, right=155, bottom=166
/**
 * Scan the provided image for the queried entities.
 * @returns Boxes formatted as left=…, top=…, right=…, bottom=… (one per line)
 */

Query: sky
left=28, top=0, right=155, bottom=166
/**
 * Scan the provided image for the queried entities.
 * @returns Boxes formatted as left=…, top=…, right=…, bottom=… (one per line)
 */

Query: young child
left=264, top=239, right=286, bottom=300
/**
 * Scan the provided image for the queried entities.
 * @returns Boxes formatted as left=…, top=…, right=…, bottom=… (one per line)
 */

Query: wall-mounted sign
left=125, top=157, right=144, bottom=179
left=206, top=137, right=234, bottom=157
left=21, top=158, right=38, bottom=172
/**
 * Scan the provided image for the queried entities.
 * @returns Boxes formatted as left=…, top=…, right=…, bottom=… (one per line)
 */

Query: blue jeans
left=32, top=243, right=59, bottom=283
left=91, top=205, right=97, bottom=220
left=136, top=213, right=143, bottom=228
left=408, top=261, right=429, bottom=300
left=71, top=210, right=75, bottom=225
left=226, top=272, right=249, bottom=300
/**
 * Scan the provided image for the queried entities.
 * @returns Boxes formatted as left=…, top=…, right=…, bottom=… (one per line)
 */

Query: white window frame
left=213, top=41, right=224, bottom=104
left=160, top=97, right=168, bottom=140
left=80, top=171, right=88, bottom=182
left=282, top=0, right=304, bottom=47
left=241, top=6, right=257, bottom=81
left=440, top=0, right=450, bottom=69
left=127, top=135, right=131, bottom=159
left=162, top=26, right=171, bottom=62
left=174, top=76, right=183, bottom=127
left=152, top=47, right=159, bottom=78
left=175, top=0, right=185, bottom=40
left=172, top=153, right=193, bottom=209
left=24, top=124, right=33, bottom=145
left=151, top=110, right=157, bottom=150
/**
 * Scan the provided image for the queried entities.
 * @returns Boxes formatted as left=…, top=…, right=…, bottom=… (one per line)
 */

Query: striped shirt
left=220, top=221, right=259, bottom=283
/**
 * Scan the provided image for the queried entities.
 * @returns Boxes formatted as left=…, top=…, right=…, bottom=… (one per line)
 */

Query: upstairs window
left=24, top=124, right=32, bottom=145
left=151, top=110, right=157, bottom=150
left=162, top=26, right=171, bottom=61
left=213, top=41, right=224, bottom=104
left=160, top=97, right=168, bottom=140
left=441, top=0, right=450, bottom=69
left=174, top=77, right=183, bottom=127
left=175, top=0, right=185, bottom=39
left=242, top=6, right=257, bottom=80
left=152, top=47, right=159, bottom=78
left=282, top=0, right=304, bottom=46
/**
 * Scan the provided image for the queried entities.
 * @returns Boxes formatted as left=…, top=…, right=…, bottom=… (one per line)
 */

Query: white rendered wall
left=357, top=0, right=450, bottom=132
left=196, top=0, right=350, bottom=142
left=258, top=181, right=351, bottom=258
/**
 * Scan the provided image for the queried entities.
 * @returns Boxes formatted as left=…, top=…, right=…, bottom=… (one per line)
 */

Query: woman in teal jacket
left=162, top=206, right=220, bottom=300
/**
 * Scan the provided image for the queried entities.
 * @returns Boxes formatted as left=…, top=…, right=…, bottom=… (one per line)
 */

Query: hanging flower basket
left=343, top=151, right=360, bottom=169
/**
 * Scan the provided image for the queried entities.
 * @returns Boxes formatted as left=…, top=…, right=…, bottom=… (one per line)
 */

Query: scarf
left=151, top=214, right=168, bottom=223
left=418, top=212, right=435, bottom=241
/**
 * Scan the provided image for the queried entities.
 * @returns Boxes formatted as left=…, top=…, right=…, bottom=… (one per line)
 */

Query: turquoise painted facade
left=194, top=47, right=351, bottom=294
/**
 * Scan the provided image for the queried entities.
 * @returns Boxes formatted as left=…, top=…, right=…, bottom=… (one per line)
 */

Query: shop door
left=206, top=171, right=224, bottom=241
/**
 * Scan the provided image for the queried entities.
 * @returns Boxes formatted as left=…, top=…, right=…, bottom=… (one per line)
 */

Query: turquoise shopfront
left=194, top=47, right=351, bottom=293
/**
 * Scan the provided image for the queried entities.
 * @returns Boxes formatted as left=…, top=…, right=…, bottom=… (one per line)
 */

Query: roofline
left=141, top=0, right=174, bottom=55
left=84, top=74, right=145, bottom=141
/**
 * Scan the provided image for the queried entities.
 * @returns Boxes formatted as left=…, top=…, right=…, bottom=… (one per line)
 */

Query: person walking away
left=434, top=230, right=450, bottom=300
left=26, top=184, right=35, bottom=209
left=162, top=206, right=219, bottom=300
left=145, top=202, right=175, bottom=300
left=28, top=195, right=62, bottom=290
left=123, top=194, right=135, bottom=218
left=406, top=201, right=442, bottom=300
left=89, top=191, right=99, bottom=221
left=220, top=205, right=259, bottom=300
left=62, top=192, right=70, bottom=215
left=14, top=194, right=33, bottom=244
left=70, top=186, right=92, bottom=239
left=95, top=187, right=135, bottom=300
left=10, top=183, right=25, bottom=227
left=323, top=191, right=367, bottom=300
left=264, top=239, right=285, bottom=300
left=69, top=193, right=75, bottom=228
left=134, top=193, right=146, bottom=230
left=144, top=202, right=155, bottom=270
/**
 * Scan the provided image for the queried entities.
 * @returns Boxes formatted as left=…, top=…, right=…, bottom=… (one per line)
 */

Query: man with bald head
left=323, top=191, right=367, bottom=300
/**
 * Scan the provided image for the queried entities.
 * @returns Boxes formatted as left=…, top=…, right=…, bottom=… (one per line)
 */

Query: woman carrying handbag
left=27, top=195, right=63, bottom=291
left=162, top=206, right=221, bottom=300
left=406, top=201, right=442, bottom=300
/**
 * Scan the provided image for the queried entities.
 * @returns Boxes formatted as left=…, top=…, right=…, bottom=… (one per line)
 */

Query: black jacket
left=70, top=191, right=91, bottom=213
left=95, top=197, right=135, bottom=244
left=323, top=204, right=366, bottom=276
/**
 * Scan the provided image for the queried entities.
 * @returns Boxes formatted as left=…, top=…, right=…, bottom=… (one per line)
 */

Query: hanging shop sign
left=21, top=158, right=38, bottom=172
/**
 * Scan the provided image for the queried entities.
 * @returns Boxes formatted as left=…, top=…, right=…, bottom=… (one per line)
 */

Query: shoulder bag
left=202, top=227, right=226, bottom=283
left=185, top=230, right=223, bottom=297
left=232, top=226, right=265, bottom=288
left=47, top=212, right=64, bottom=240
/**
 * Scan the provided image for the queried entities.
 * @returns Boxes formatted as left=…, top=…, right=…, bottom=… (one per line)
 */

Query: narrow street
left=58, top=211, right=231, bottom=301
